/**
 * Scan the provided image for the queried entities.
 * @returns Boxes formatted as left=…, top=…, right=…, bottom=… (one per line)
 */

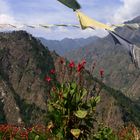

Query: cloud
left=112, top=0, right=140, bottom=23
left=0, top=14, right=15, bottom=24
left=0, top=0, right=15, bottom=24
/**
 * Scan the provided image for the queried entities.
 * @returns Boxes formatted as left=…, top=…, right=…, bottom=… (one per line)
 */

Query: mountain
left=65, top=16, right=140, bottom=102
left=126, top=15, right=140, bottom=24
left=39, top=36, right=99, bottom=56
left=0, top=31, right=140, bottom=130
left=0, top=31, right=54, bottom=125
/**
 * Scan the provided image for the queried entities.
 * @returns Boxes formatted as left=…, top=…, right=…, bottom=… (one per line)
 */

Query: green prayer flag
left=57, top=0, right=81, bottom=10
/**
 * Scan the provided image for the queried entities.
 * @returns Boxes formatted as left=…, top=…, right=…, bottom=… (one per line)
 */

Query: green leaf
left=47, top=121, right=54, bottom=130
left=74, top=110, right=87, bottom=119
left=95, top=96, right=100, bottom=103
left=51, top=103, right=62, bottom=110
left=71, top=82, right=77, bottom=89
left=70, top=129, right=81, bottom=139
left=56, top=132, right=64, bottom=139
left=48, top=104, right=54, bottom=112
left=80, top=88, right=87, bottom=100
left=34, top=135, right=39, bottom=140
left=76, top=93, right=81, bottom=103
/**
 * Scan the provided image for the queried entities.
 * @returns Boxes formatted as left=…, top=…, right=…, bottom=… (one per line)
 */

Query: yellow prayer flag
left=76, top=10, right=114, bottom=31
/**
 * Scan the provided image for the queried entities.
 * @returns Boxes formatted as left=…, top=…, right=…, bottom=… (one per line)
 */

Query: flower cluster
left=44, top=69, right=56, bottom=83
left=50, top=69, right=55, bottom=74
left=0, top=124, right=48, bottom=140
left=59, top=58, right=65, bottom=64
left=44, top=58, right=86, bottom=84
left=118, top=124, right=140, bottom=140
left=45, top=76, right=52, bottom=82
left=0, top=124, right=32, bottom=140
left=69, top=60, right=75, bottom=68
left=45, top=58, right=106, bottom=85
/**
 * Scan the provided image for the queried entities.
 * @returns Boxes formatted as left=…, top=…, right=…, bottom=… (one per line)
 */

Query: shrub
left=46, top=82, right=100, bottom=139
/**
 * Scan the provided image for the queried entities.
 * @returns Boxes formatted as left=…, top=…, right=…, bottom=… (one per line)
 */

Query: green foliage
left=0, top=125, right=48, bottom=140
left=93, top=126, right=118, bottom=140
left=46, top=82, right=106, bottom=139
left=28, top=129, right=48, bottom=140
left=117, top=124, right=140, bottom=140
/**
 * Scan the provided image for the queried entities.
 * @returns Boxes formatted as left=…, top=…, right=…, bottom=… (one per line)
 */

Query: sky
left=0, top=0, right=140, bottom=40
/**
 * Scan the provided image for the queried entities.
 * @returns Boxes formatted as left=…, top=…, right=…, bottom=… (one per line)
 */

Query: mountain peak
left=125, top=15, right=140, bottom=24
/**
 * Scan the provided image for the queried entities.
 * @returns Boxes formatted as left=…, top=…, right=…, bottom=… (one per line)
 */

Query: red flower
left=27, top=127, right=32, bottom=132
left=99, top=69, right=104, bottom=78
left=50, top=69, right=55, bottom=74
left=45, top=76, right=52, bottom=82
left=20, top=129, right=28, bottom=139
left=69, top=60, right=75, bottom=68
left=77, top=60, right=86, bottom=73
left=0, top=124, right=9, bottom=132
left=77, top=63, right=84, bottom=73
left=60, top=58, right=64, bottom=64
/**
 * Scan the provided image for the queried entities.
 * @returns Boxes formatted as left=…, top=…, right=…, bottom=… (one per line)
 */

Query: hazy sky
left=0, top=0, right=140, bottom=40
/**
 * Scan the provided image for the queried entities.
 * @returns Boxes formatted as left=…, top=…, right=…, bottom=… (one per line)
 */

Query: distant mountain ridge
left=39, top=36, right=99, bottom=56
